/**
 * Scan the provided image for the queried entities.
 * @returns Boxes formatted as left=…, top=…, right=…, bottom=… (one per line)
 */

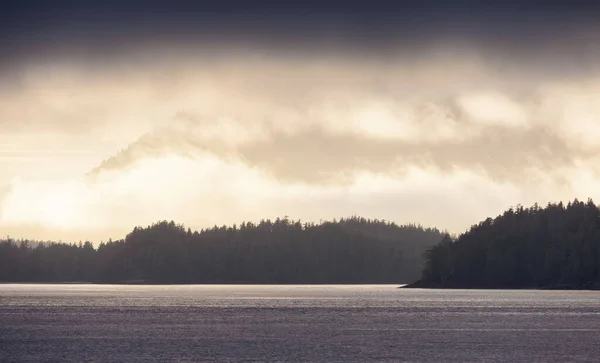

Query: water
left=1, top=285, right=600, bottom=362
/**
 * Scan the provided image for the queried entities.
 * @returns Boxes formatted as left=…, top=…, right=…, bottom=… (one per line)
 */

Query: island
left=403, top=199, right=600, bottom=290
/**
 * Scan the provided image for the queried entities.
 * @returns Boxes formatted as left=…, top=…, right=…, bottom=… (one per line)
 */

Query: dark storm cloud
left=2, top=0, right=600, bottom=67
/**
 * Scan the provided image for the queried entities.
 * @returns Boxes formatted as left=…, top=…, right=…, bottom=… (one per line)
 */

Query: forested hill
left=0, top=217, right=443, bottom=284
left=408, top=199, right=600, bottom=290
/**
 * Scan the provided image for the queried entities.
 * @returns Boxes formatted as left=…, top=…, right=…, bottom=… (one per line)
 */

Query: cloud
left=456, top=91, right=528, bottom=127
left=85, top=86, right=584, bottom=187
left=3, top=49, right=600, bottom=240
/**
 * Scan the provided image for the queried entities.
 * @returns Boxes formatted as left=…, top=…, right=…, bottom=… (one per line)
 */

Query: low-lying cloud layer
left=2, top=49, right=600, bottom=241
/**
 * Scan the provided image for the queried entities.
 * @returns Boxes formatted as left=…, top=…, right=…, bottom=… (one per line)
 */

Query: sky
left=2, top=1, right=600, bottom=242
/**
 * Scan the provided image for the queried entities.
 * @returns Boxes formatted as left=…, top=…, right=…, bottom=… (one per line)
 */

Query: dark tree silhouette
left=0, top=216, right=443, bottom=284
left=413, top=199, right=600, bottom=289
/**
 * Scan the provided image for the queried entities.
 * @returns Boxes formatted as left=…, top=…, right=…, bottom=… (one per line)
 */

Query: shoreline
left=0, top=281, right=410, bottom=286
left=400, top=280, right=600, bottom=291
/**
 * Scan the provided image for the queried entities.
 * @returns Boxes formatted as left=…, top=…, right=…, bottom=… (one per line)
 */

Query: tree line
left=415, top=199, right=600, bottom=289
left=0, top=216, right=443, bottom=284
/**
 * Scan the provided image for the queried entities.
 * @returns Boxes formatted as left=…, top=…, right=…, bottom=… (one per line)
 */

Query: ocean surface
left=1, top=284, right=599, bottom=362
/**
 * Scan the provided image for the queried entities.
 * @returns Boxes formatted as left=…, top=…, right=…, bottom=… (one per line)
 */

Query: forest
left=0, top=216, right=443, bottom=284
left=410, top=198, right=600, bottom=289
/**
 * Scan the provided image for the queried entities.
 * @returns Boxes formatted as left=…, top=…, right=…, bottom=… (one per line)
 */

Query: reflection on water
left=2, top=285, right=600, bottom=362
